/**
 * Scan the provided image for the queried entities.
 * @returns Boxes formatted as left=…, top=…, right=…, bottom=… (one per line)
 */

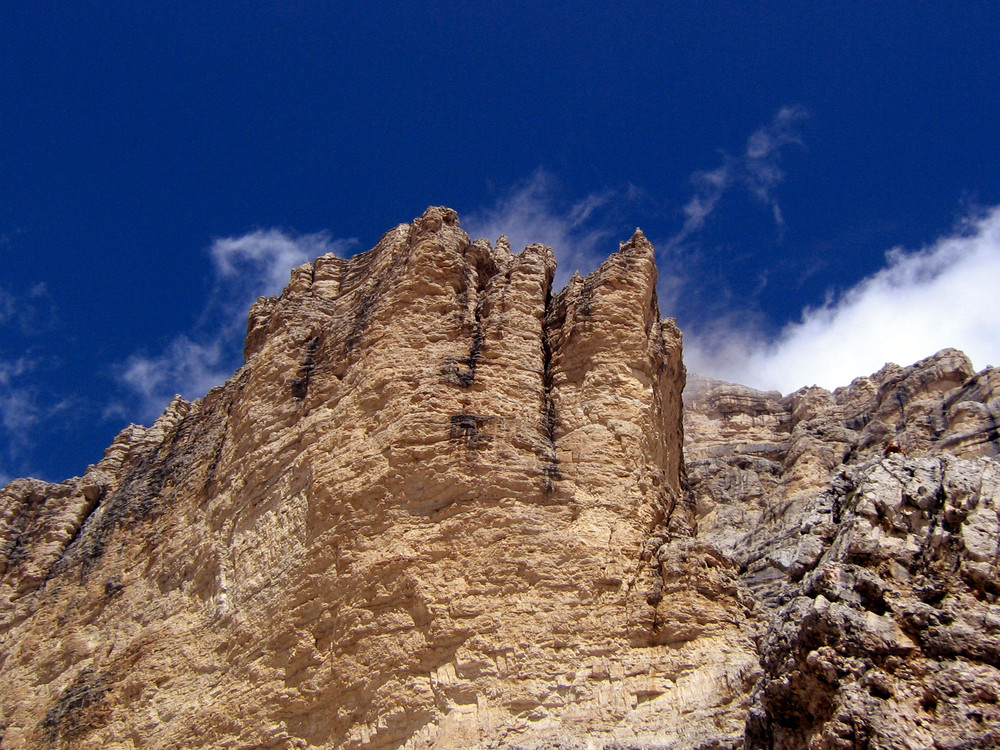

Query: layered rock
left=3, top=206, right=999, bottom=749
left=686, top=349, right=1000, bottom=748
left=0, top=208, right=760, bottom=750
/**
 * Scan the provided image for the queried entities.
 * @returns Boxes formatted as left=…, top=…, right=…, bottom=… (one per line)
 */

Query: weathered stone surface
left=1, top=208, right=761, bottom=750
left=685, top=349, right=1000, bottom=566
left=686, top=350, right=1000, bottom=748
left=2, top=207, right=999, bottom=749
left=743, top=454, right=1000, bottom=749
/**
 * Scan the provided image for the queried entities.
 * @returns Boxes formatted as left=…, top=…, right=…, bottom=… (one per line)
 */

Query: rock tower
left=3, top=208, right=999, bottom=749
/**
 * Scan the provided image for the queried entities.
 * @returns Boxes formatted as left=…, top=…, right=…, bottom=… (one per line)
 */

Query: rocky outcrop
left=2, top=207, right=999, bottom=749
left=746, top=454, right=1000, bottom=749
left=1, top=208, right=758, bottom=750
left=685, top=350, right=1000, bottom=589
left=686, top=350, right=1000, bottom=748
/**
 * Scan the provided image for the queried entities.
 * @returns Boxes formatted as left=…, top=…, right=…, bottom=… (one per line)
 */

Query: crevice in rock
left=53, top=490, right=103, bottom=575
left=444, top=287, right=486, bottom=387
left=540, top=286, right=561, bottom=493
left=204, top=375, right=244, bottom=492
left=291, top=335, right=321, bottom=399
left=345, top=282, right=380, bottom=355
left=449, top=414, right=498, bottom=451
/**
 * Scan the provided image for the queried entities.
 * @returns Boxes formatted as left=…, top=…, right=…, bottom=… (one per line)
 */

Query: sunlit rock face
left=2, top=208, right=757, bottom=750
left=2, top=208, right=999, bottom=750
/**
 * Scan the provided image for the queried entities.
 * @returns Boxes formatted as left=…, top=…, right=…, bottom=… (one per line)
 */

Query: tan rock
left=4, top=208, right=1000, bottom=749
left=0, top=208, right=757, bottom=750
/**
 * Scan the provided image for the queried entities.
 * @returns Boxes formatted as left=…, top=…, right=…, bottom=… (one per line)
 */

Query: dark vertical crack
left=447, top=304, right=485, bottom=388
left=540, top=287, right=561, bottom=493
left=291, top=336, right=321, bottom=399
left=444, top=250, right=492, bottom=388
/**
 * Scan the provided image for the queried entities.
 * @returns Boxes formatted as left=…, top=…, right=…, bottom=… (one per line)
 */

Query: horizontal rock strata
left=3, top=207, right=999, bottom=749
left=1, top=209, right=762, bottom=750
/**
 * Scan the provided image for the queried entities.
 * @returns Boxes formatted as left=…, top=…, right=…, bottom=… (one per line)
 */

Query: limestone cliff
left=686, top=350, right=1000, bottom=748
left=2, top=208, right=738, bottom=750
left=1, top=208, right=998, bottom=749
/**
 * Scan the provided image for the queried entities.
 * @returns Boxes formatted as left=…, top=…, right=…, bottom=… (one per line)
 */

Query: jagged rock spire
left=1, top=209, right=713, bottom=750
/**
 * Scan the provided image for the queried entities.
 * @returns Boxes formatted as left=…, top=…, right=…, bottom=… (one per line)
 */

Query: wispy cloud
left=0, top=287, right=14, bottom=325
left=0, top=284, right=61, bottom=483
left=114, top=337, right=230, bottom=423
left=0, top=282, right=56, bottom=334
left=686, top=204, right=1000, bottom=392
left=674, top=105, right=808, bottom=243
left=210, top=229, right=343, bottom=293
left=114, top=229, right=356, bottom=422
left=0, top=358, right=40, bottom=432
left=463, top=169, right=651, bottom=289
left=0, top=352, right=76, bottom=482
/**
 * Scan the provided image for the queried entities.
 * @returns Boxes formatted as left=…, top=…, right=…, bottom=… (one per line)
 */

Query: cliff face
left=686, top=350, right=1000, bottom=749
left=1, top=208, right=998, bottom=750
left=2, top=208, right=748, bottom=750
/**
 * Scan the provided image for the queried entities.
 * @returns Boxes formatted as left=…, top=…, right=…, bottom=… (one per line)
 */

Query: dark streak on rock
left=449, top=414, right=498, bottom=451
left=291, top=335, right=321, bottom=399
left=540, top=287, right=561, bottom=492
left=345, top=283, right=380, bottom=355
left=48, top=404, right=225, bottom=583
left=39, top=668, right=110, bottom=744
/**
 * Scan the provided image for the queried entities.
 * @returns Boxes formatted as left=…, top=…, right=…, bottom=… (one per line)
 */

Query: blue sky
left=3, top=2, right=1000, bottom=483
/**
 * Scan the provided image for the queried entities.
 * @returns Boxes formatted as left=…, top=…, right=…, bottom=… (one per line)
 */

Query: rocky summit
left=1, top=207, right=998, bottom=749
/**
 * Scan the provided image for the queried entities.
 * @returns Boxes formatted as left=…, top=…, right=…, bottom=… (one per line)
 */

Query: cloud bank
left=686, top=205, right=1000, bottom=393
left=116, top=229, right=355, bottom=422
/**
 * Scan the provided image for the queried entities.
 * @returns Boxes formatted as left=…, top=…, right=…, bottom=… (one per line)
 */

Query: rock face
left=1, top=207, right=999, bottom=749
left=686, top=350, right=1000, bottom=748
left=2, top=207, right=743, bottom=750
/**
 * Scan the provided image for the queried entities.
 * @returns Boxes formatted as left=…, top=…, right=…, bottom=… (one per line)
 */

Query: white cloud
left=682, top=166, right=729, bottom=235
left=0, top=283, right=56, bottom=334
left=0, top=355, right=32, bottom=389
left=687, top=205, right=1000, bottom=393
left=0, top=287, right=14, bottom=325
left=116, top=337, right=230, bottom=422
left=0, top=352, right=72, bottom=481
left=463, top=169, right=643, bottom=289
left=204, top=229, right=356, bottom=336
left=210, top=229, right=347, bottom=292
left=0, top=386, right=40, bottom=432
left=0, top=285, right=47, bottom=481
left=115, top=229, right=355, bottom=422
left=0, top=355, right=40, bottom=472
left=675, top=105, right=807, bottom=242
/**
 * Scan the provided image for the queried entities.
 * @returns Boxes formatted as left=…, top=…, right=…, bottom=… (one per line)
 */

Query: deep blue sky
left=3, top=2, right=1000, bottom=483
